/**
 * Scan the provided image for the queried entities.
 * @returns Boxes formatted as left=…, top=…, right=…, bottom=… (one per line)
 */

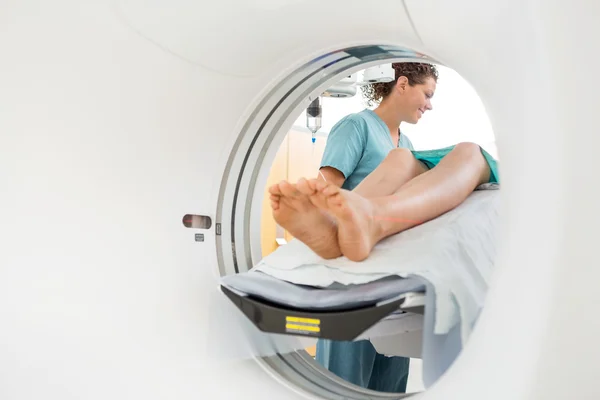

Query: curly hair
left=361, top=62, right=438, bottom=106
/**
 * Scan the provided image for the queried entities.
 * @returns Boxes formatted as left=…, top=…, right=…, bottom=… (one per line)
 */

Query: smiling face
left=395, top=76, right=437, bottom=124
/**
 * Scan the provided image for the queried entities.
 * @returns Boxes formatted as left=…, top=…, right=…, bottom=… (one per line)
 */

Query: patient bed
left=220, top=186, right=500, bottom=387
left=221, top=272, right=426, bottom=338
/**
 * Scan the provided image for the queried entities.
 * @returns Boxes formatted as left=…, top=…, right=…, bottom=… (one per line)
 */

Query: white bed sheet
left=253, top=189, right=501, bottom=343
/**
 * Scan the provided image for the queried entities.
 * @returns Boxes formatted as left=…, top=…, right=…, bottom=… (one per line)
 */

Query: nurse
left=316, top=62, right=437, bottom=393
left=277, top=62, right=438, bottom=393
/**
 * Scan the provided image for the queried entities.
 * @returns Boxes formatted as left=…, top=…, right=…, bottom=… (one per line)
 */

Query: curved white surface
left=115, top=0, right=421, bottom=77
left=1, top=0, right=599, bottom=399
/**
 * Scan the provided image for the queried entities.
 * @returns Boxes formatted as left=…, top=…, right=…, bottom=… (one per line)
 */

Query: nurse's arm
left=317, top=166, right=345, bottom=188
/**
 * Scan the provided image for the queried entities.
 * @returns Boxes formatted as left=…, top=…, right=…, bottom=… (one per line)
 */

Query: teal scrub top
left=320, top=109, right=414, bottom=190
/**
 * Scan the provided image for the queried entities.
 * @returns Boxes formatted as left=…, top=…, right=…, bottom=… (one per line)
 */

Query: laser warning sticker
left=285, top=316, right=321, bottom=335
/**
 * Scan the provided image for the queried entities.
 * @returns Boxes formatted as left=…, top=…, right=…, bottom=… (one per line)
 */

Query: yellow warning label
left=285, top=316, right=321, bottom=325
left=285, top=323, right=320, bottom=333
left=285, top=315, right=321, bottom=334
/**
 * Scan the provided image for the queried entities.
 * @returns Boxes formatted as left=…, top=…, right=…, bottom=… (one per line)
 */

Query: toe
left=270, top=199, right=279, bottom=210
left=297, top=178, right=315, bottom=195
left=279, top=181, right=301, bottom=198
left=269, top=184, right=282, bottom=195
left=327, top=193, right=344, bottom=209
left=316, top=181, right=331, bottom=192
left=314, top=180, right=327, bottom=191
left=322, top=183, right=341, bottom=197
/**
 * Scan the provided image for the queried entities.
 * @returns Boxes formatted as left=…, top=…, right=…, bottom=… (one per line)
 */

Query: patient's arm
left=317, top=166, right=345, bottom=187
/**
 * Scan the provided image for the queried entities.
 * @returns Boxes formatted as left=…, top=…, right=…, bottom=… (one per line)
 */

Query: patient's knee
left=383, top=148, right=414, bottom=167
left=452, top=142, right=482, bottom=160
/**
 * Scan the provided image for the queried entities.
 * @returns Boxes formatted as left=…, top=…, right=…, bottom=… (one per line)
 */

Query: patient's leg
left=270, top=148, right=423, bottom=258
left=269, top=180, right=341, bottom=259
left=353, top=148, right=429, bottom=197
left=303, top=148, right=428, bottom=211
left=316, top=143, right=491, bottom=261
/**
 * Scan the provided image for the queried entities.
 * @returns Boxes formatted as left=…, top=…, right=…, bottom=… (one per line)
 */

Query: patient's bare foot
left=269, top=180, right=341, bottom=259
left=297, top=178, right=329, bottom=210
left=313, top=181, right=381, bottom=262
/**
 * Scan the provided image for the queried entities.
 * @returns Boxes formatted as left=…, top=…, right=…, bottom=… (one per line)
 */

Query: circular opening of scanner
left=216, top=45, right=444, bottom=276
left=215, top=45, right=496, bottom=399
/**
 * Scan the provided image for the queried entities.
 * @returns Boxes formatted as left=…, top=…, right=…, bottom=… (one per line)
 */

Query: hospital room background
left=259, top=64, right=497, bottom=392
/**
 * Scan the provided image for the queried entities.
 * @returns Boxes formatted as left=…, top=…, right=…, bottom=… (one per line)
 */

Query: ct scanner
left=2, top=0, right=600, bottom=399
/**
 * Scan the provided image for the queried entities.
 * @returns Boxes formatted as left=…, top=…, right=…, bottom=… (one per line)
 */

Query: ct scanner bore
left=216, top=45, right=435, bottom=399
left=2, top=0, right=600, bottom=399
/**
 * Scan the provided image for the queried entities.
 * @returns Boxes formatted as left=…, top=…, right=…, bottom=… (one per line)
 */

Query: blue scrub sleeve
left=319, top=119, right=366, bottom=178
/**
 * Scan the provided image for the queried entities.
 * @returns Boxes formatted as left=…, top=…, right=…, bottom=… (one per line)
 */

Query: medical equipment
left=306, top=97, right=322, bottom=143
left=307, top=66, right=398, bottom=141
left=222, top=188, right=499, bottom=386
left=322, top=73, right=359, bottom=98
left=361, top=64, right=396, bottom=84
left=2, top=1, right=600, bottom=400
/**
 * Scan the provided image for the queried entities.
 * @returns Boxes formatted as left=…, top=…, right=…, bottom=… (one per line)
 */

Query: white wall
left=293, top=65, right=497, bottom=158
